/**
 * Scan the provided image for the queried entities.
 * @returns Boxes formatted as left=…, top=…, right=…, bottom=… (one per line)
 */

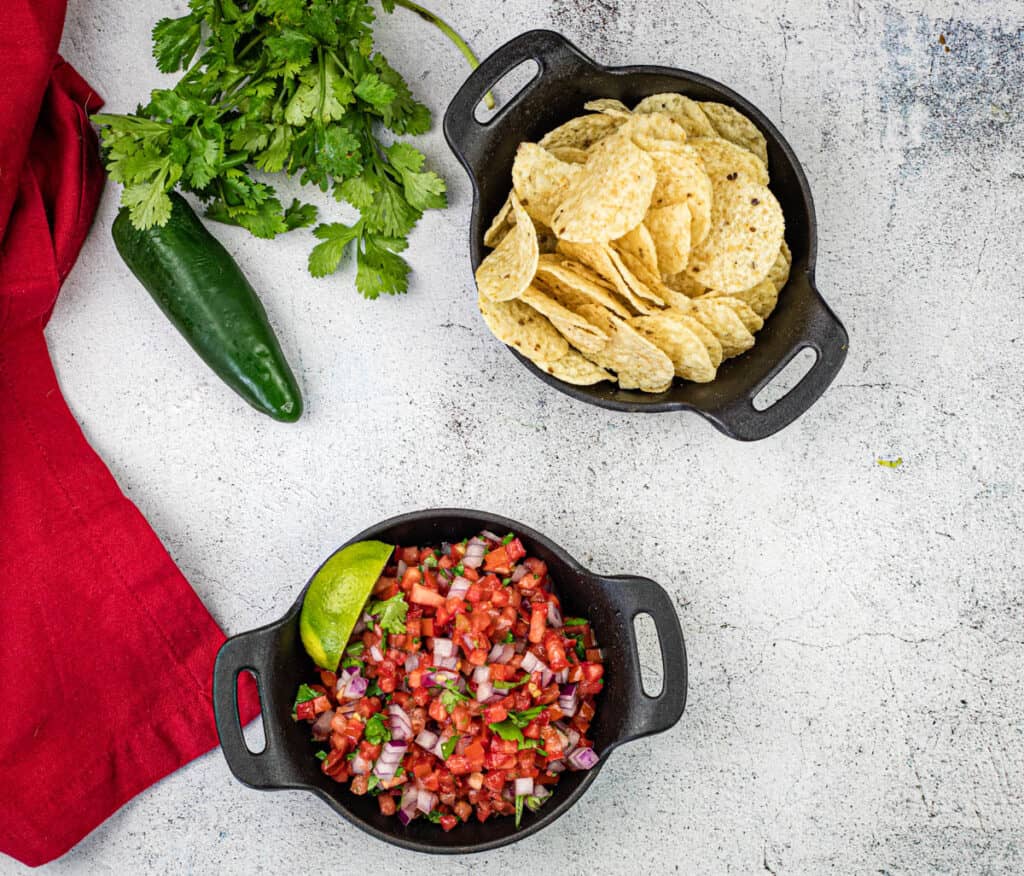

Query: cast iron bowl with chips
left=444, top=30, right=848, bottom=441
left=213, top=508, right=687, bottom=853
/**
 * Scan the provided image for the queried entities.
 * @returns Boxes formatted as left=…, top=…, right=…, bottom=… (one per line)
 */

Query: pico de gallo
left=292, top=531, right=604, bottom=831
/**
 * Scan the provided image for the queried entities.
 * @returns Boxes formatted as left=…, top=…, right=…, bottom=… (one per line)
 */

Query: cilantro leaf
left=315, top=749, right=328, bottom=762
left=364, top=712, right=391, bottom=745
left=425, top=810, right=442, bottom=824
left=293, top=684, right=321, bottom=707
left=387, top=143, right=447, bottom=211
left=369, top=593, right=408, bottom=634
left=493, top=676, right=528, bottom=690
left=354, top=73, right=397, bottom=109
left=488, top=719, right=524, bottom=745
left=308, top=222, right=360, bottom=278
left=515, top=793, right=524, bottom=828
left=356, top=236, right=411, bottom=299
left=151, top=15, right=202, bottom=73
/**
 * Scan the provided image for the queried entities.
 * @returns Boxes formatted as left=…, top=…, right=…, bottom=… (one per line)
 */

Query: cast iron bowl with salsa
left=213, top=509, right=687, bottom=853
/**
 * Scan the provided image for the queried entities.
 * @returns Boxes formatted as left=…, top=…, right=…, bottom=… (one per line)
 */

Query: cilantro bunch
left=93, top=0, right=455, bottom=299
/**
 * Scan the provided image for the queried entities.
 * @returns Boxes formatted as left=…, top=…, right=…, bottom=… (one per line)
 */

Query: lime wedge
left=299, top=540, right=394, bottom=670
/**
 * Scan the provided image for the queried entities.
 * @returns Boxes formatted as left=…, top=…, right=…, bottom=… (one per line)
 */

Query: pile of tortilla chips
left=474, top=94, right=791, bottom=393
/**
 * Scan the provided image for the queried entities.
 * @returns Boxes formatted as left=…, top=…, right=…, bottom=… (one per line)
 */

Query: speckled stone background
left=8, top=0, right=1023, bottom=872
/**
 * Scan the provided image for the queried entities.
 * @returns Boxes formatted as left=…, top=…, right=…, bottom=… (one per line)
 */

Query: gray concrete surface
left=9, top=0, right=1023, bottom=872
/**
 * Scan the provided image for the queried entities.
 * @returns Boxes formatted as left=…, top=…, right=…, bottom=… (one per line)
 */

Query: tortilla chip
left=686, top=177, right=784, bottom=293
left=709, top=294, right=764, bottom=333
left=628, top=310, right=717, bottom=382
left=634, top=93, right=716, bottom=138
left=538, top=113, right=624, bottom=151
left=689, top=136, right=769, bottom=186
left=512, top=143, right=582, bottom=227
left=535, top=255, right=632, bottom=319
left=557, top=240, right=656, bottom=314
left=546, top=146, right=590, bottom=164
left=623, top=112, right=689, bottom=151
left=678, top=311, right=724, bottom=368
left=645, top=146, right=713, bottom=246
left=583, top=98, right=632, bottom=118
left=483, top=194, right=515, bottom=248
left=538, top=349, right=613, bottom=385
left=475, top=192, right=539, bottom=301
left=663, top=269, right=707, bottom=298
left=520, top=284, right=608, bottom=355
left=644, top=202, right=692, bottom=275
left=609, top=246, right=669, bottom=306
left=478, top=292, right=569, bottom=363
left=551, top=130, right=657, bottom=243
left=767, top=240, right=792, bottom=292
left=691, top=298, right=756, bottom=358
left=615, top=223, right=660, bottom=275
left=707, top=279, right=779, bottom=320
left=575, top=303, right=674, bottom=393
left=698, top=102, right=769, bottom=165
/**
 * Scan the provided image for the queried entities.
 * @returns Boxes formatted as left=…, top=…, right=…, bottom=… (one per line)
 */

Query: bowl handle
left=213, top=625, right=294, bottom=790
left=708, top=289, right=849, bottom=441
left=598, top=576, right=688, bottom=742
left=444, top=29, right=591, bottom=171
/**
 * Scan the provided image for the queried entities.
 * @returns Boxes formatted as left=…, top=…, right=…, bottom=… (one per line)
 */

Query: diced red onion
left=447, top=576, right=471, bottom=598
left=547, top=601, right=562, bottom=627
left=476, top=680, right=494, bottom=702
left=511, top=565, right=529, bottom=583
left=555, top=668, right=568, bottom=685
left=540, top=668, right=553, bottom=687
left=455, top=735, right=470, bottom=756
left=514, top=777, right=534, bottom=797
left=547, top=760, right=566, bottom=773
left=463, top=541, right=486, bottom=569
left=397, top=808, right=414, bottom=826
left=432, top=638, right=455, bottom=659
left=396, top=559, right=408, bottom=579
left=351, top=755, right=370, bottom=775
left=472, top=666, right=491, bottom=684
left=387, top=704, right=412, bottom=741
left=398, top=785, right=418, bottom=824
left=311, top=709, right=334, bottom=740
left=520, top=651, right=542, bottom=673
left=479, top=530, right=501, bottom=543
left=514, top=640, right=526, bottom=654
left=374, top=741, right=407, bottom=779
left=405, top=653, right=419, bottom=673
left=533, top=785, right=551, bottom=801
left=336, top=700, right=359, bottom=717
left=431, top=739, right=446, bottom=760
left=462, top=634, right=477, bottom=652
left=554, top=727, right=570, bottom=750
left=435, top=655, right=458, bottom=670
left=485, top=693, right=506, bottom=704
left=568, top=747, right=599, bottom=770
left=441, top=542, right=453, bottom=556
left=566, top=727, right=581, bottom=751
left=558, top=683, right=579, bottom=717
left=416, top=789, right=437, bottom=814
left=341, top=673, right=367, bottom=700
left=415, top=729, right=439, bottom=750
left=488, top=643, right=515, bottom=664
left=370, top=645, right=384, bottom=663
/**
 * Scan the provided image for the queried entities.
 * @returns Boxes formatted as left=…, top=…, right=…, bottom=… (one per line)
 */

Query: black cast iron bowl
left=213, top=509, right=687, bottom=853
left=443, top=29, right=848, bottom=442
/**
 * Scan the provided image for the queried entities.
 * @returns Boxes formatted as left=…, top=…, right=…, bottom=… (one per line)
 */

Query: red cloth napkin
left=0, top=2, right=258, bottom=866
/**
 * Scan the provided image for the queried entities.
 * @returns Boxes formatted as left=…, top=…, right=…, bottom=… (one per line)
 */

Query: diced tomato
left=420, top=617, right=434, bottom=637
left=476, top=800, right=492, bottom=822
left=372, top=575, right=398, bottom=598
left=585, top=648, right=603, bottom=663
left=400, top=566, right=423, bottom=592
left=319, top=670, right=337, bottom=690
left=461, top=566, right=480, bottom=582
left=322, top=748, right=348, bottom=777
left=483, top=769, right=505, bottom=792
left=578, top=680, right=602, bottom=696
left=420, top=772, right=441, bottom=792
left=446, top=755, right=473, bottom=776
left=358, top=740, right=382, bottom=761
left=581, top=662, right=604, bottom=682
left=412, top=761, right=433, bottom=779
left=464, top=739, right=485, bottom=768
left=483, top=704, right=508, bottom=724
left=428, top=698, right=447, bottom=723
left=451, top=542, right=467, bottom=560
left=490, top=587, right=510, bottom=607
left=439, top=814, right=458, bottom=832
left=438, top=554, right=455, bottom=571
left=489, top=663, right=516, bottom=681
left=505, top=538, right=527, bottom=563
left=540, top=725, right=564, bottom=759
left=452, top=703, right=472, bottom=732
left=399, top=546, right=420, bottom=565
left=378, top=795, right=397, bottom=816
left=410, top=582, right=445, bottom=607
left=468, top=648, right=488, bottom=666
left=482, top=546, right=511, bottom=575
left=529, top=603, right=548, bottom=643
left=543, top=629, right=568, bottom=670
left=465, top=581, right=485, bottom=603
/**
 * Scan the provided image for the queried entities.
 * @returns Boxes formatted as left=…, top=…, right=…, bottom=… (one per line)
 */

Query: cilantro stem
left=390, top=0, right=495, bottom=109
